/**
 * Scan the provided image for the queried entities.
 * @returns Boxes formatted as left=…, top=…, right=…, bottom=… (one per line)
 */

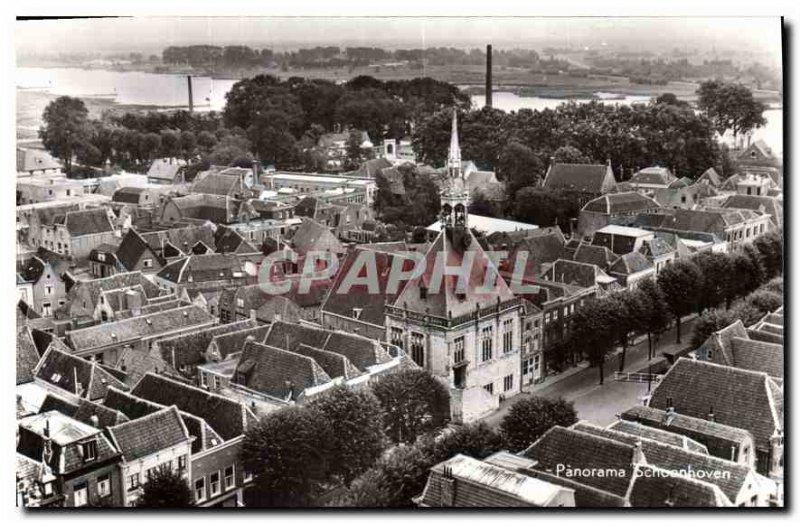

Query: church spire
left=448, top=109, right=462, bottom=178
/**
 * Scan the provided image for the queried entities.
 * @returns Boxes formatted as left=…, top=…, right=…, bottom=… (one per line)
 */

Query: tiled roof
left=606, top=419, right=708, bottom=454
left=630, top=166, right=677, bottom=186
left=103, top=386, right=222, bottom=453
left=417, top=454, right=572, bottom=507
left=548, top=259, right=606, bottom=289
left=17, top=327, right=41, bottom=385
left=112, top=187, right=148, bottom=204
left=72, top=398, right=129, bottom=429
left=147, top=158, right=185, bottom=181
left=18, top=256, right=46, bottom=284
left=234, top=341, right=332, bottom=400
left=649, top=358, right=782, bottom=451
left=191, top=172, right=243, bottom=197
left=638, top=237, right=675, bottom=258
left=620, top=405, right=754, bottom=462
left=207, top=325, right=270, bottom=362
left=131, top=373, right=253, bottom=441
left=140, top=223, right=216, bottom=255
left=68, top=271, right=162, bottom=305
left=290, top=218, right=344, bottom=255
left=265, top=321, right=393, bottom=372
left=729, top=336, right=783, bottom=379
left=295, top=343, right=363, bottom=380
left=609, top=252, right=654, bottom=276
left=628, top=464, right=731, bottom=507
left=38, top=393, right=80, bottom=417
left=582, top=191, right=660, bottom=214
left=34, top=348, right=129, bottom=400
left=64, top=208, right=114, bottom=237
left=572, top=244, right=619, bottom=272
left=156, top=319, right=259, bottom=369
left=697, top=168, right=722, bottom=187
left=355, top=157, right=392, bottom=178
left=114, top=348, right=172, bottom=386
left=722, top=194, right=782, bottom=226
left=544, top=163, right=615, bottom=194
left=108, top=406, right=190, bottom=461
left=115, top=228, right=157, bottom=271
left=155, top=254, right=248, bottom=284
left=214, top=225, right=259, bottom=254
left=66, top=305, right=214, bottom=353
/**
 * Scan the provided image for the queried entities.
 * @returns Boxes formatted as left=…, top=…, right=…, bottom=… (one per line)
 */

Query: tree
left=39, top=96, right=93, bottom=176
left=248, top=111, right=299, bottom=168
left=657, top=259, right=704, bottom=344
left=306, top=387, right=387, bottom=486
left=637, top=278, right=671, bottom=359
left=196, top=130, right=218, bottom=152
left=468, top=190, right=500, bottom=218
left=690, top=251, right=733, bottom=311
left=729, top=249, right=763, bottom=303
left=159, top=129, right=181, bottom=159
left=179, top=130, right=197, bottom=160
left=511, top=187, right=580, bottom=230
left=496, top=141, right=545, bottom=199
left=552, top=145, right=591, bottom=164
left=370, top=369, right=450, bottom=444
left=208, top=134, right=254, bottom=166
left=744, top=289, right=782, bottom=316
left=690, top=308, right=739, bottom=350
left=697, top=80, right=767, bottom=144
left=761, top=277, right=783, bottom=296
left=134, top=466, right=193, bottom=508
left=607, top=289, right=649, bottom=372
left=430, top=422, right=505, bottom=463
left=345, top=129, right=366, bottom=169
left=655, top=93, right=690, bottom=107
left=242, top=406, right=333, bottom=507
left=500, top=396, right=577, bottom=452
left=753, top=229, right=783, bottom=279
left=568, top=297, right=618, bottom=384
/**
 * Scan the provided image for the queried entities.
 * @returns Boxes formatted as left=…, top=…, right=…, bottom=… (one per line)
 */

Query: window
left=195, top=478, right=206, bottom=502
left=128, top=473, right=140, bottom=491
left=142, top=258, right=153, bottom=268
left=410, top=332, right=425, bottom=367
left=522, top=357, right=533, bottom=375
left=236, top=298, right=245, bottom=308
left=200, top=372, right=208, bottom=387
left=453, top=336, right=465, bottom=364
left=224, top=466, right=235, bottom=490
left=82, top=440, right=97, bottom=462
left=481, top=326, right=493, bottom=362
left=534, top=354, right=540, bottom=371
left=45, top=285, right=53, bottom=295
left=483, top=383, right=494, bottom=395
left=504, top=374, right=514, bottom=392
left=97, top=474, right=111, bottom=498
left=210, top=472, right=221, bottom=497
left=97, top=253, right=106, bottom=262
left=146, top=468, right=156, bottom=481
left=213, top=375, right=221, bottom=389
left=73, top=484, right=88, bottom=507
left=390, top=327, right=404, bottom=349
left=177, top=455, right=187, bottom=471
left=503, top=319, right=513, bottom=353
left=42, top=302, right=52, bottom=317
left=244, top=470, right=254, bottom=483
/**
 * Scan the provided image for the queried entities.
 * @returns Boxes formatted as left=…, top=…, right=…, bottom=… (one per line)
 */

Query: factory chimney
left=485, top=44, right=493, bottom=109
left=187, top=75, right=194, bottom=112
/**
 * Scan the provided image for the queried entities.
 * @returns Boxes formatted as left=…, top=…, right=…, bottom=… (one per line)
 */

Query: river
left=16, top=66, right=782, bottom=156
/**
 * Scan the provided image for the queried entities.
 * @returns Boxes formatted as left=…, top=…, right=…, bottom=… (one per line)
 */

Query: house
left=191, top=172, right=246, bottom=198
left=289, top=217, right=346, bottom=257
left=117, top=222, right=217, bottom=272
left=653, top=181, right=718, bottom=210
left=111, top=187, right=159, bottom=209
left=697, top=168, right=723, bottom=187
left=159, top=194, right=249, bottom=225
left=107, top=406, right=192, bottom=506
left=543, top=259, right=618, bottom=291
left=692, top=319, right=783, bottom=380
left=154, top=253, right=258, bottom=294
left=17, top=147, right=62, bottom=175
left=648, top=358, right=783, bottom=480
left=17, top=326, right=44, bottom=386
left=415, top=453, right=576, bottom=507
left=735, top=139, right=781, bottom=170
left=147, top=158, right=186, bottom=185
left=213, top=226, right=260, bottom=255
left=620, top=405, right=757, bottom=468
left=17, top=411, right=123, bottom=507
left=64, top=271, right=164, bottom=321
left=261, top=172, right=375, bottom=205
left=647, top=208, right=772, bottom=251
left=88, top=243, right=127, bottom=278
left=130, top=373, right=258, bottom=506
left=628, top=166, right=678, bottom=193
left=27, top=207, right=117, bottom=260
left=571, top=243, right=619, bottom=273
left=17, top=255, right=67, bottom=317
left=578, top=191, right=661, bottom=237
left=607, top=251, right=656, bottom=289
left=522, top=423, right=770, bottom=507
left=591, top=224, right=655, bottom=257
left=721, top=194, right=783, bottom=227
left=17, top=175, right=85, bottom=205
left=64, top=304, right=215, bottom=366
left=218, top=284, right=304, bottom=325
left=542, top=161, right=617, bottom=206
left=635, top=236, right=676, bottom=275
left=33, top=347, right=129, bottom=401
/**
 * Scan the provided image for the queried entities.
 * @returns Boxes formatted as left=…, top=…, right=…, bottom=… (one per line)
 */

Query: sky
left=16, top=17, right=783, bottom=65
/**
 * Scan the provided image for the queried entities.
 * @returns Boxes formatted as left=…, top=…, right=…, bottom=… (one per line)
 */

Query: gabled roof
left=18, top=255, right=47, bottom=284
left=417, top=453, right=572, bottom=507
left=234, top=341, right=332, bottom=400
left=115, top=228, right=159, bottom=271
left=582, top=191, right=660, bottom=214
left=722, top=194, right=782, bottom=226
left=72, top=398, right=129, bottom=429
left=637, top=237, right=675, bottom=258
left=147, top=158, right=185, bottom=181
left=156, top=319, right=259, bottom=369
left=214, top=225, right=259, bottom=254
left=606, top=419, right=708, bottom=454
left=294, top=344, right=363, bottom=380
left=69, top=271, right=162, bottom=303
left=728, top=336, right=783, bottom=379
left=609, top=251, right=654, bottom=276
left=155, top=254, right=248, bottom=284
left=63, top=208, right=114, bottom=237
left=354, top=157, right=392, bottom=178
left=630, top=166, right=677, bottom=186
left=131, top=372, right=254, bottom=440
left=620, top=405, right=755, bottom=462
left=66, top=305, right=214, bottom=353
left=264, top=321, right=393, bottom=372
left=572, top=244, right=619, bottom=272
left=112, top=187, right=148, bottom=204
left=17, top=326, right=41, bottom=385
left=34, top=347, right=129, bottom=400
left=547, top=259, right=608, bottom=289
left=290, top=218, right=344, bottom=256
left=17, top=147, right=61, bottom=172
left=207, top=325, right=272, bottom=362
left=108, top=406, right=190, bottom=462
left=697, top=168, right=722, bottom=187
left=649, top=358, right=782, bottom=450
left=139, top=223, right=216, bottom=255
left=392, top=228, right=517, bottom=319
left=544, top=163, right=615, bottom=194
left=191, top=172, right=243, bottom=197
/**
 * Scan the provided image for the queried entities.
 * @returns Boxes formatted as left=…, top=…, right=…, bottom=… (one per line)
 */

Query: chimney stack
left=187, top=75, right=194, bottom=113
left=485, top=45, right=493, bottom=109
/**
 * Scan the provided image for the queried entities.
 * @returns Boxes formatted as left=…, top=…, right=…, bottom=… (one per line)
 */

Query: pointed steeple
left=448, top=109, right=462, bottom=178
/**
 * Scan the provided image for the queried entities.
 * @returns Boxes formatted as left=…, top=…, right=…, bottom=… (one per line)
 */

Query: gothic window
left=390, top=327, right=404, bottom=349
left=503, top=319, right=513, bottom=353
left=481, top=326, right=493, bottom=362
left=454, top=336, right=465, bottom=364
left=411, top=332, right=425, bottom=367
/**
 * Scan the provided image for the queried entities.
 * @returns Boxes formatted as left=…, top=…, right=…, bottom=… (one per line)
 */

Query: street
left=482, top=316, right=698, bottom=428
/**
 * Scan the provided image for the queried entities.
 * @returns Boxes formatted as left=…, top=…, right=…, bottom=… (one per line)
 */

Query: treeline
left=552, top=228, right=783, bottom=384
left=161, top=44, right=544, bottom=70
left=241, top=366, right=578, bottom=508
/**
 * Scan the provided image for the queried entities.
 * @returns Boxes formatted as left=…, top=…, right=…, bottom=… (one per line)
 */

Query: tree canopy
left=500, top=396, right=578, bottom=452
left=134, top=466, right=193, bottom=508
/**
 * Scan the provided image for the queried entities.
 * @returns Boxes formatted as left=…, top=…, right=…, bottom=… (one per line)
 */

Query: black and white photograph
left=10, top=9, right=786, bottom=511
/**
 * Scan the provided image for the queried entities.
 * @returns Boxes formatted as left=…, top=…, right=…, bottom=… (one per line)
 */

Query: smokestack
left=485, top=45, right=493, bottom=109
left=187, top=75, right=194, bottom=112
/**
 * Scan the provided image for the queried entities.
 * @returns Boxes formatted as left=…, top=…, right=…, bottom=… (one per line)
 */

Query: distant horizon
left=16, top=17, right=782, bottom=67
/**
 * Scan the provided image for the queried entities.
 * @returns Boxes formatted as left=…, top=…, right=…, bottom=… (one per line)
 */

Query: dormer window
left=81, top=440, right=98, bottom=462
left=420, top=286, right=428, bottom=300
